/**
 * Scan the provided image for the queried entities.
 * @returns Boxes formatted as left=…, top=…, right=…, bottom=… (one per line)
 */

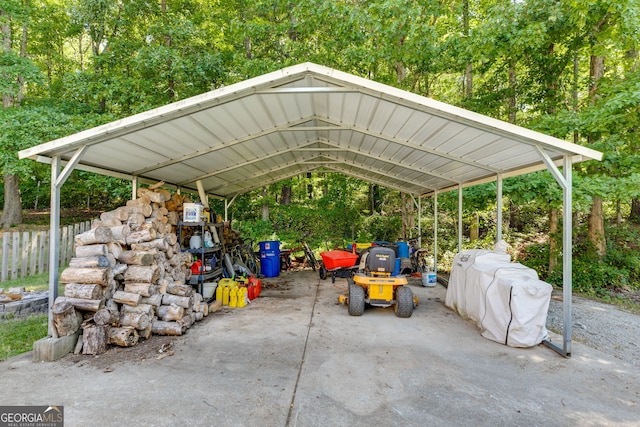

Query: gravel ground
left=546, top=291, right=640, bottom=366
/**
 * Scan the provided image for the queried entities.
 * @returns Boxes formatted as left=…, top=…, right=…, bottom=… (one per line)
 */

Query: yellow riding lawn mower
left=344, top=246, right=417, bottom=318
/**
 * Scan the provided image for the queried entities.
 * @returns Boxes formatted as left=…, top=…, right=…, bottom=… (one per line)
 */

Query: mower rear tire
left=348, top=281, right=365, bottom=316
left=394, top=285, right=414, bottom=318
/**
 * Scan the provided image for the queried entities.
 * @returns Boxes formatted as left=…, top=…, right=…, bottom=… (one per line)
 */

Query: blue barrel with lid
left=259, top=241, right=281, bottom=277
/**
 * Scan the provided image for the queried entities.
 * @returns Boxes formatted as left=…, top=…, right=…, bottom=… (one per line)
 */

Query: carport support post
left=537, top=150, right=573, bottom=357
left=458, top=183, right=463, bottom=252
left=131, top=176, right=138, bottom=200
left=433, top=190, right=438, bottom=273
left=496, top=174, right=503, bottom=242
left=47, top=148, right=87, bottom=337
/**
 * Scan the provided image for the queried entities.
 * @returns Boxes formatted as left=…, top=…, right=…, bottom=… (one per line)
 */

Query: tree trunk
left=630, top=198, right=640, bottom=223
left=261, top=187, right=269, bottom=221
left=280, top=184, right=291, bottom=205
left=0, top=174, right=23, bottom=228
left=588, top=197, right=606, bottom=258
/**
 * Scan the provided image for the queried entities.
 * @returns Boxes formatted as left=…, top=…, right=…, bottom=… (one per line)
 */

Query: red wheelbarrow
left=319, top=250, right=360, bottom=283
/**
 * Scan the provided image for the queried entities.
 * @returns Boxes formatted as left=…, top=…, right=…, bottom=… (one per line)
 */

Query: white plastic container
left=422, top=271, right=437, bottom=287
left=183, top=203, right=203, bottom=222
left=203, top=282, right=217, bottom=298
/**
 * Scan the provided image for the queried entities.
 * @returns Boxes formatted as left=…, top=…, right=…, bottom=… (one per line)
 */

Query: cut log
left=75, top=244, right=108, bottom=258
left=194, top=311, right=204, bottom=322
left=141, top=293, right=162, bottom=307
left=100, top=207, right=130, bottom=222
left=124, top=282, right=156, bottom=297
left=124, top=282, right=158, bottom=297
left=107, top=241, right=123, bottom=259
left=113, top=290, right=141, bottom=306
left=138, top=187, right=171, bottom=203
left=64, top=283, right=102, bottom=300
left=107, top=326, right=139, bottom=347
left=60, top=267, right=109, bottom=286
left=166, top=282, right=193, bottom=297
left=54, top=296, right=104, bottom=312
left=126, top=195, right=151, bottom=208
left=126, top=228, right=157, bottom=245
left=124, top=265, right=159, bottom=284
left=119, top=311, right=151, bottom=330
left=121, top=303, right=154, bottom=317
left=165, top=233, right=178, bottom=246
left=92, top=218, right=122, bottom=228
left=68, top=256, right=110, bottom=268
left=112, top=263, right=128, bottom=276
left=110, top=224, right=131, bottom=244
left=139, top=324, right=152, bottom=340
left=131, top=238, right=168, bottom=252
left=157, top=303, right=184, bottom=321
left=127, top=212, right=147, bottom=230
left=75, top=226, right=113, bottom=246
left=178, top=313, right=193, bottom=328
left=162, top=294, right=193, bottom=309
left=209, top=299, right=222, bottom=313
left=151, top=320, right=183, bottom=336
left=93, top=308, right=118, bottom=326
left=52, top=301, right=83, bottom=337
left=118, top=251, right=154, bottom=266
left=82, top=325, right=107, bottom=355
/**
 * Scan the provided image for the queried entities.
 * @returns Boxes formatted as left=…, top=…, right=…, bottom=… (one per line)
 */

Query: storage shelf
left=178, top=221, right=224, bottom=295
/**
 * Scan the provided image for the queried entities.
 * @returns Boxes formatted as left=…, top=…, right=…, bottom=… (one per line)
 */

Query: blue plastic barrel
left=259, top=241, right=281, bottom=277
left=393, top=258, right=401, bottom=276
left=396, top=241, right=409, bottom=258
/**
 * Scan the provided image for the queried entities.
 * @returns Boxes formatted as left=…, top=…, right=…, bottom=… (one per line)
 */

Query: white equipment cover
left=446, top=249, right=552, bottom=348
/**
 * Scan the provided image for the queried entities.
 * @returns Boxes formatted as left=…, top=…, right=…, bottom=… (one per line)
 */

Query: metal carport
left=18, top=62, right=602, bottom=357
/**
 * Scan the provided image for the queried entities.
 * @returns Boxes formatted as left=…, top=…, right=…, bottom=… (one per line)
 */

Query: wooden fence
left=0, top=221, right=92, bottom=283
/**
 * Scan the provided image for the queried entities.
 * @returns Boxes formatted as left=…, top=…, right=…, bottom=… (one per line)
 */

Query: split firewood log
left=113, top=290, right=142, bottom=306
left=166, top=282, right=192, bottom=297
left=124, top=282, right=157, bottom=297
left=93, top=308, right=118, bottom=326
left=109, top=224, right=131, bottom=245
left=75, top=226, right=113, bottom=246
left=151, top=320, right=184, bottom=336
left=107, top=326, right=139, bottom=347
left=141, top=293, right=162, bottom=307
left=82, top=325, right=107, bottom=355
left=126, top=228, right=157, bottom=245
left=55, top=296, right=105, bottom=312
left=161, top=293, right=193, bottom=309
left=52, top=301, right=83, bottom=337
left=130, top=238, right=168, bottom=252
left=60, top=267, right=109, bottom=286
left=157, top=303, right=184, bottom=321
left=75, top=244, right=108, bottom=258
left=124, top=265, right=159, bottom=284
left=68, top=256, right=110, bottom=268
left=119, top=311, right=151, bottom=330
left=118, top=250, right=154, bottom=266
left=64, top=283, right=102, bottom=300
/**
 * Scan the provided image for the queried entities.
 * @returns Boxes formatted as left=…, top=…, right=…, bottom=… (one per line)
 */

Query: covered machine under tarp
left=445, top=249, right=552, bottom=348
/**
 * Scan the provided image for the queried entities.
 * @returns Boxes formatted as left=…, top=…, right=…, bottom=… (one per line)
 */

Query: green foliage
left=0, top=314, right=48, bottom=361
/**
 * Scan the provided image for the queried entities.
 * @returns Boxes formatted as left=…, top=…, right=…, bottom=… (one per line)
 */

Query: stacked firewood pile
left=51, top=185, right=209, bottom=355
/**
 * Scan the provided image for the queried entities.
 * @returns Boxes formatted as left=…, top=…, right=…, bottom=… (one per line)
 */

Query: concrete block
left=32, top=331, right=80, bottom=362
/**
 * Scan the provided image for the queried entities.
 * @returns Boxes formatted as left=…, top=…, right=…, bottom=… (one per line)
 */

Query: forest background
left=1, top=0, right=639, bottom=302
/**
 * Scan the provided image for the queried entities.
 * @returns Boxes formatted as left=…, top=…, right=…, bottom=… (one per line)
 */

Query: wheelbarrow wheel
left=348, top=280, right=365, bottom=316
left=394, top=285, right=414, bottom=318
left=319, top=265, right=327, bottom=280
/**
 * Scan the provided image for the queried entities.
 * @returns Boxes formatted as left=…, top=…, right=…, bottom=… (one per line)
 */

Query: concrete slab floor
left=1, top=270, right=638, bottom=426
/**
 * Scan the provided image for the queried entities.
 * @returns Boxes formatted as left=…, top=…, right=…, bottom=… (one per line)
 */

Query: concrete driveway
left=1, top=270, right=638, bottom=426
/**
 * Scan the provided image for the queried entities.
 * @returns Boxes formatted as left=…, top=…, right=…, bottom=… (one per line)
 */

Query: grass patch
left=0, top=314, right=48, bottom=361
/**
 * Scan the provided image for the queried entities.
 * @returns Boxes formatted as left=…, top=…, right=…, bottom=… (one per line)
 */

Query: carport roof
left=19, top=62, right=602, bottom=198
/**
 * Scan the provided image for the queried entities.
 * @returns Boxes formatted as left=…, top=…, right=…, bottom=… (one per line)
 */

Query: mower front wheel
left=394, top=285, right=414, bottom=318
left=348, top=280, right=365, bottom=316
left=319, top=265, right=327, bottom=280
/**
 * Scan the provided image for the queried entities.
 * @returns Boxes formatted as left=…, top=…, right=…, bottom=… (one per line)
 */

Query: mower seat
left=364, top=246, right=396, bottom=275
